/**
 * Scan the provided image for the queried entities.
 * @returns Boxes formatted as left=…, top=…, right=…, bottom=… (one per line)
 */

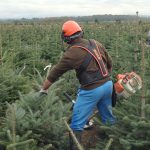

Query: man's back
left=47, top=38, right=112, bottom=89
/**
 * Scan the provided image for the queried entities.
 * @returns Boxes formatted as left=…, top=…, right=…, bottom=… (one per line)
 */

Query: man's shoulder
left=65, top=40, right=88, bottom=58
left=68, top=39, right=89, bottom=51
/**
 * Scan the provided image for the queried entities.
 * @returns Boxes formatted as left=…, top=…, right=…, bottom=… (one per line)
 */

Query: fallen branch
left=104, top=138, right=113, bottom=150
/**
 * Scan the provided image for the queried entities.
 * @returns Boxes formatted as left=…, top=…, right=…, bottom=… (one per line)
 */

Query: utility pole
left=0, top=25, right=2, bottom=65
left=147, top=30, right=150, bottom=47
left=140, top=41, right=146, bottom=118
left=136, top=11, right=139, bottom=17
left=133, top=11, right=139, bottom=71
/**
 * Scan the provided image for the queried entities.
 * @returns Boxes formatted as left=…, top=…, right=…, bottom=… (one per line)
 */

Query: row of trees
left=0, top=19, right=150, bottom=149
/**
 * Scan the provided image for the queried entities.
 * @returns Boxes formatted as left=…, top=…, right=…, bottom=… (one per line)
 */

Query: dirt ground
left=66, top=117, right=106, bottom=150
left=66, top=123, right=106, bottom=150
left=82, top=124, right=106, bottom=149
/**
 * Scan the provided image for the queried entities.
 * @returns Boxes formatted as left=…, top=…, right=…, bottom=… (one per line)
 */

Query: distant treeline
left=0, top=14, right=150, bottom=24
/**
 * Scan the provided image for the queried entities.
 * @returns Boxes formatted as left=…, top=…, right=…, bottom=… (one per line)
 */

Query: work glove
left=39, top=89, right=48, bottom=96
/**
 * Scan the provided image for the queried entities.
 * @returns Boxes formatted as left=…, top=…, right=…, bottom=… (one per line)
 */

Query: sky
left=0, top=0, right=150, bottom=19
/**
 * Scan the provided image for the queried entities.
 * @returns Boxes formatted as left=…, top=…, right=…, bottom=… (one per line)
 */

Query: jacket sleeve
left=47, top=51, right=73, bottom=83
left=47, top=47, right=86, bottom=83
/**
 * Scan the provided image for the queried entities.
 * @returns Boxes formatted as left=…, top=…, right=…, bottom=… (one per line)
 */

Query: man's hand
left=42, top=79, right=52, bottom=90
left=39, top=79, right=52, bottom=96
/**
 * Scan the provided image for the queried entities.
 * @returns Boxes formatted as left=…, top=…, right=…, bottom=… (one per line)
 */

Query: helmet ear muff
left=61, top=32, right=71, bottom=43
left=61, top=31, right=84, bottom=43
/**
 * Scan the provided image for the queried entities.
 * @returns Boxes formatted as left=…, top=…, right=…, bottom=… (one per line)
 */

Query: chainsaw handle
left=63, top=92, right=72, bottom=102
left=63, top=92, right=75, bottom=111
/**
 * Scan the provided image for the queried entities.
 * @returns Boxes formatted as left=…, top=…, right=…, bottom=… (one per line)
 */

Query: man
left=40, top=20, right=116, bottom=149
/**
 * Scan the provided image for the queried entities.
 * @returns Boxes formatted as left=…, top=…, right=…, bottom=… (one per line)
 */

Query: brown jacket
left=47, top=38, right=112, bottom=90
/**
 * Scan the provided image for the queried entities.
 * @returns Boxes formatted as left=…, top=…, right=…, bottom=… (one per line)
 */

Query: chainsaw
left=114, top=71, right=142, bottom=99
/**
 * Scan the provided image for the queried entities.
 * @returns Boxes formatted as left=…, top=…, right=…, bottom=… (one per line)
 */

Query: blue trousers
left=70, top=80, right=116, bottom=131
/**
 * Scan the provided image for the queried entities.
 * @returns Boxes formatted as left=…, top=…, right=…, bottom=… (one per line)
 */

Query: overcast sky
left=0, top=0, right=150, bottom=19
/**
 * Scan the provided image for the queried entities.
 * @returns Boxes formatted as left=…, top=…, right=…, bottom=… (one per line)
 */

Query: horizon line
left=0, top=13, right=150, bottom=20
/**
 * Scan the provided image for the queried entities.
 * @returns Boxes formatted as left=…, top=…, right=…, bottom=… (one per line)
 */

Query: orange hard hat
left=62, top=20, right=82, bottom=36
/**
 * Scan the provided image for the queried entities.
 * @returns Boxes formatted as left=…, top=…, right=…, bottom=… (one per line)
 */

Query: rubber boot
left=69, top=131, right=83, bottom=150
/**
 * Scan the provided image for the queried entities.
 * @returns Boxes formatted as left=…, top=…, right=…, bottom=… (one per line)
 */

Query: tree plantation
left=0, top=17, right=150, bottom=150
